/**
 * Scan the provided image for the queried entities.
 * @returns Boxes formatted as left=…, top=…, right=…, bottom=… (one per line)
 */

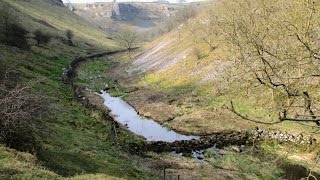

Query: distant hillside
left=69, top=2, right=184, bottom=32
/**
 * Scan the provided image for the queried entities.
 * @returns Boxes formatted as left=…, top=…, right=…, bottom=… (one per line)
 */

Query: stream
left=98, top=91, right=199, bottom=142
left=97, top=91, right=319, bottom=179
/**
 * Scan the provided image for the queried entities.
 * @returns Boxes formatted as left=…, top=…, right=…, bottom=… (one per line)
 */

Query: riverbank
left=70, top=50, right=320, bottom=178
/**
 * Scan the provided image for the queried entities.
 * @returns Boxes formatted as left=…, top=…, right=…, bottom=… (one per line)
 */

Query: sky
left=61, top=0, right=201, bottom=3
left=62, top=0, right=113, bottom=3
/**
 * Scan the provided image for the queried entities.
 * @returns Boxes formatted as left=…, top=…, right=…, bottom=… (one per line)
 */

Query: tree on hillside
left=114, top=28, right=139, bottom=58
left=219, top=0, right=320, bottom=125
left=66, top=29, right=74, bottom=46
left=163, top=4, right=198, bottom=33
left=175, top=4, right=197, bottom=22
left=196, top=15, right=219, bottom=52
left=164, top=19, right=177, bottom=33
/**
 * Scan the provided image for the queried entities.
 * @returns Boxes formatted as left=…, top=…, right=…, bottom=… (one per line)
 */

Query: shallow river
left=97, top=92, right=320, bottom=179
left=98, top=91, right=199, bottom=142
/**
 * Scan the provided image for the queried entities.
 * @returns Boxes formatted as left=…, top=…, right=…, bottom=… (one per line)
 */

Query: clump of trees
left=237, top=0, right=318, bottom=124
left=220, top=0, right=320, bottom=125
left=185, top=0, right=320, bottom=125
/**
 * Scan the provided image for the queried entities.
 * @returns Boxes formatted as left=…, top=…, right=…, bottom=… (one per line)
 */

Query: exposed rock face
left=116, top=3, right=140, bottom=20
left=51, top=0, right=64, bottom=7
left=111, top=0, right=121, bottom=19
left=72, top=2, right=178, bottom=32
left=113, top=2, right=162, bottom=21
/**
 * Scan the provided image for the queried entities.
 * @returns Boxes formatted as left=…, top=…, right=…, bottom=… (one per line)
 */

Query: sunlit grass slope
left=0, top=144, right=123, bottom=179
left=126, top=1, right=320, bottom=138
left=5, top=0, right=116, bottom=49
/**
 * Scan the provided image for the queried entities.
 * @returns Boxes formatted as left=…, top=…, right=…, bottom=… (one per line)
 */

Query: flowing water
left=98, top=91, right=319, bottom=179
left=98, top=91, right=199, bottom=142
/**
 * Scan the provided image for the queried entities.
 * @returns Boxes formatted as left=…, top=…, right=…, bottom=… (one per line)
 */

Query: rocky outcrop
left=51, top=0, right=64, bottom=7
left=252, top=128, right=317, bottom=145
left=112, top=3, right=141, bottom=21
left=111, top=1, right=121, bottom=19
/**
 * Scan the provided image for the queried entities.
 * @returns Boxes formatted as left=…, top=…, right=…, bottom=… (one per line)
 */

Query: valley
left=0, top=0, right=319, bottom=179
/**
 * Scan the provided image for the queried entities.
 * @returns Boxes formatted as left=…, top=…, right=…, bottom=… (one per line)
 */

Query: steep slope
left=0, top=145, right=121, bottom=179
left=101, top=0, right=320, bottom=174
left=123, top=0, right=320, bottom=138
left=7, top=0, right=115, bottom=48
left=0, top=0, right=150, bottom=178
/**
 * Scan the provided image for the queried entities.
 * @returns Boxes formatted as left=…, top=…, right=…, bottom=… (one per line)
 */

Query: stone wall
left=62, top=50, right=123, bottom=84
left=62, top=51, right=317, bottom=155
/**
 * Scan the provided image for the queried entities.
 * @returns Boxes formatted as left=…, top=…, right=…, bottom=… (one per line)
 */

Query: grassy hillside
left=98, top=0, right=320, bottom=174
left=122, top=0, right=320, bottom=138
left=0, top=145, right=121, bottom=179
left=0, top=0, right=151, bottom=178
left=6, top=0, right=116, bottom=49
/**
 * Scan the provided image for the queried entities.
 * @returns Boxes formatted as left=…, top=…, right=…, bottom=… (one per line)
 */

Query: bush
left=66, top=29, right=73, bottom=46
left=192, top=47, right=205, bottom=60
left=34, top=30, right=52, bottom=46
left=5, top=23, right=30, bottom=49
left=0, top=75, right=48, bottom=152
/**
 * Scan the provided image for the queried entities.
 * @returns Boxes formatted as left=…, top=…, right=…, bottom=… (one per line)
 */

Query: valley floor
left=74, top=49, right=320, bottom=179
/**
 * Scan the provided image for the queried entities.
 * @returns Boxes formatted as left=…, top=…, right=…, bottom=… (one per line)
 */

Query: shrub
left=34, top=30, right=52, bottom=46
left=192, top=47, right=205, bottom=60
left=66, top=29, right=73, bottom=46
left=0, top=74, right=48, bottom=152
left=5, top=23, right=30, bottom=49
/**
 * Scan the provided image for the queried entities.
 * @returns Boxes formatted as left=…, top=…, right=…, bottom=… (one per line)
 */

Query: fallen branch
left=229, top=101, right=320, bottom=127
left=280, top=117, right=320, bottom=122
left=228, top=101, right=281, bottom=125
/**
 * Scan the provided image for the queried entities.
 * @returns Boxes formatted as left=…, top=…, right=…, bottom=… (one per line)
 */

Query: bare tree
left=196, top=14, right=219, bottom=52
left=218, top=0, right=320, bottom=125
left=114, top=28, right=139, bottom=58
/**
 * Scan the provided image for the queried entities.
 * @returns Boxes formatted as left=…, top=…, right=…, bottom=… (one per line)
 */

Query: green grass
left=0, top=46, right=151, bottom=178
left=0, top=145, right=61, bottom=179
left=75, top=57, right=128, bottom=97
left=206, top=153, right=283, bottom=179
left=0, top=0, right=152, bottom=179
left=0, top=145, right=126, bottom=179
left=5, top=0, right=116, bottom=50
